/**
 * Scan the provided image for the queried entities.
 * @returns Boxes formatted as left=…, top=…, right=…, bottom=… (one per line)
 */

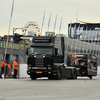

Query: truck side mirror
left=26, top=48, right=29, bottom=55
left=55, top=48, right=58, bottom=55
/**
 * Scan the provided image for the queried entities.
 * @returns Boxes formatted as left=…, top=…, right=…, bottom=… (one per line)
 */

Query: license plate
left=36, top=71, right=42, bottom=74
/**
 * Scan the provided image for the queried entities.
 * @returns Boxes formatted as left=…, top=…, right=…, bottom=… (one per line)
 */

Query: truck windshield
left=29, top=47, right=53, bottom=55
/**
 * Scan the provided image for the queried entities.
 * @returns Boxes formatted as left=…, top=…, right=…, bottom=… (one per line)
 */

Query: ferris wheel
left=23, top=21, right=40, bottom=36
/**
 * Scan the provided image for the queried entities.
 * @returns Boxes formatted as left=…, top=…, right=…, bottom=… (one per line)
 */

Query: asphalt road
left=0, top=75, right=100, bottom=100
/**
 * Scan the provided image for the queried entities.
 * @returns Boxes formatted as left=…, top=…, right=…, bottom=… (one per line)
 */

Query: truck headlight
left=28, top=67, right=31, bottom=69
left=48, top=67, right=51, bottom=69
left=43, top=55, right=45, bottom=58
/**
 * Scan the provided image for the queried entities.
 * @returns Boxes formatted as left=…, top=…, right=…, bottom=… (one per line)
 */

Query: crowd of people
left=0, top=35, right=31, bottom=45
left=0, top=35, right=13, bottom=42
left=0, top=59, right=19, bottom=79
left=0, top=35, right=32, bottom=79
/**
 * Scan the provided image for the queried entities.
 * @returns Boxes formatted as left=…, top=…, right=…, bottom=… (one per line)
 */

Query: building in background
left=68, top=20, right=100, bottom=66
left=68, top=20, right=100, bottom=45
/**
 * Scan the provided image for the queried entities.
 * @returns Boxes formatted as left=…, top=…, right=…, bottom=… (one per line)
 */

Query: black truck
left=26, top=34, right=97, bottom=80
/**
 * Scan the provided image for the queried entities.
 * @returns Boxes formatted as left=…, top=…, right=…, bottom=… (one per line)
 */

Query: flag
left=88, top=29, right=91, bottom=40
left=48, top=13, right=51, bottom=31
left=11, top=0, right=14, bottom=17
left=76, top=25, right=80, bottom=35
left=97, top=31, right=100, bottom=45
left=91, top=31, right=93, bottom=40
left=54, top=15, right=57, bottom=31
left=41, top=11, right=45, bottom=35
left=76, top=26, right=84, bottom=36
left=85, top=27, right=87, bottom=39
left=95, top=31, right=99, bottom=55
left=42, top=11, right=45, bottom=28
left=91, top=31, right=94, bottom=43
left=59, top=17, right=63, bottom=34
left=4, top=0, right=14, bottom=76
left=99, top=32, right=100, bottom=40
left=69, top=22, right=72, bottom=36
left=73, top=24, right=76, bottom=37
left=79, top=27, right=83, bottom=34
left=95, top=31, right=97, bottom=40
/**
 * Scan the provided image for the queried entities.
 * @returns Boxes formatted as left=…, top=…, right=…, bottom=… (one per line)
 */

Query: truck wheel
left=72, top=70, right=77, bottom=79
left=89, top=76, right=92, bottom=79
left=30, top=75, right=37, bottom=80
left=56, top=68, right=62, bottom=80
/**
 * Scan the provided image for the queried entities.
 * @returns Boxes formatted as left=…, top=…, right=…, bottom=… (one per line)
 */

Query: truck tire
left=72, top=69, right=77, bottom=79
left=30, top=75, right=37, bottom=80
left=56, top=68, right=62, bottom=80
left=89, top=76, right=92, bottom=79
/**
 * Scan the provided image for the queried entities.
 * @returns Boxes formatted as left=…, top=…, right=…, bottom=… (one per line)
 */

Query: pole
left=90, top=30, right=94, bottom=54
left=18, top=47, right=20, bottom=78
left=94, top=31, right=97, bottom=55
left=82, top=26, right=85, bottom=54
left=71, top=23, right=76, bottom=53
left=67, top=21, right=71, bottom=53
left=86, top=29, right=90, bottom=53
left=96, top=31, right=99, bottom=55
left=96, top=38, right=99, bottom=68
left=4, top=0, right=14, bottom=60
left=4, top=0, right=14, bottom=79
left=89, top=29, right=92, bottom=54
left=75, top=24, right=80, bottom=53
left=85, top=27, right=88, bottom=53
left=65, top=22, right=72, bottom=66
left=93, top=30, right=95, bottom=54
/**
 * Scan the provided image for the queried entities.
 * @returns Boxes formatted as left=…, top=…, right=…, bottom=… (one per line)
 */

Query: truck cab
left=26, top=36, right=64, bottom=80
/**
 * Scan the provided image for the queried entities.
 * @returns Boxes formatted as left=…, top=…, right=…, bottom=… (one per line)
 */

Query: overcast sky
left=0, top=0, right=100, bottom=36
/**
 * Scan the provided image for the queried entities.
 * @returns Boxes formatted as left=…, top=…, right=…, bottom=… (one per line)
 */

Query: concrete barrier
left=19, top=64, right=29, bottom=78
left=97, top=66, right=100, bottom=75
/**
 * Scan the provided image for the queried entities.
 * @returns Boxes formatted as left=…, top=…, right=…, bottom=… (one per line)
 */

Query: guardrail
left=0, top=40, right=29, bottom=50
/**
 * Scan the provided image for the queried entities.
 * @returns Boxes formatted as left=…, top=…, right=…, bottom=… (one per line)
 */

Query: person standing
left=13, top=59, right=19, bottom=78
left=10, top=37, right=13, bottom=42
left=10, top=62, right=13, bottom=75
left=0, top=60, right=7, bottom=78
left=7, top=63, right=11, bottom=75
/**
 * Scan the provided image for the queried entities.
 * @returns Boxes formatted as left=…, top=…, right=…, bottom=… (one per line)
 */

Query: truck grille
left=45, top=58, right=52, bottom=66
left=35, top=58, right=44, bottom=67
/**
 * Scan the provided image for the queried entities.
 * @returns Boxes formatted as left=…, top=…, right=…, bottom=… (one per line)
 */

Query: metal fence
left=0, top=40, right=29, bottom=50
left=64, top=37, right=100, bottom=66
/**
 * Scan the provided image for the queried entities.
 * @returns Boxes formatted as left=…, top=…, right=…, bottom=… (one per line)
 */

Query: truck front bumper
left=27, top=69, right=57, bottom=77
